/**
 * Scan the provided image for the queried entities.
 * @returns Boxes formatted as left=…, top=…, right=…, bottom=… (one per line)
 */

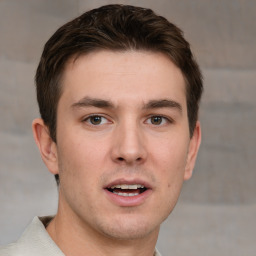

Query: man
left=1, top=4, right=203, bottom=256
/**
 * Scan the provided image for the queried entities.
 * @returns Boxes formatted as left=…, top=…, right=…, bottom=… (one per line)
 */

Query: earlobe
left=184, top=121, right=201, bottom=180
left=32, top=118, right=59, bottom=175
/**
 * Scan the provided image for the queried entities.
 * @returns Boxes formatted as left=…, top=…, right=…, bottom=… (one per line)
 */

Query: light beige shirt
left=0, top=216, right=162, bottom=256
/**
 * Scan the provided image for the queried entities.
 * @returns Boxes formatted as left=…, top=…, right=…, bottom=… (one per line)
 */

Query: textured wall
left=0, top=1, right=255, bottom=255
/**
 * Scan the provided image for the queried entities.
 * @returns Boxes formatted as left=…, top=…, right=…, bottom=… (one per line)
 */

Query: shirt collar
left=20, top=216, right=162, bottom=256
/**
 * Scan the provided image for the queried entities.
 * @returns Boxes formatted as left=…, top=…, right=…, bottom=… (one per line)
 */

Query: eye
left=84, top=115, right=109, bottom=125
left=146, top=116, right=169, bottom=126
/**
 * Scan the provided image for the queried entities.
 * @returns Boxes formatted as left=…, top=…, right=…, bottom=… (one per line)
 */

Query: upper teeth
left=110, top=184, right=144, bottom=189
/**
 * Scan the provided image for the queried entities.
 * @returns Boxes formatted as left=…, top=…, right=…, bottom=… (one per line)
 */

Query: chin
left=96, top=214, right=161, bottom=240
left=101, top=225, right=156, bottom=241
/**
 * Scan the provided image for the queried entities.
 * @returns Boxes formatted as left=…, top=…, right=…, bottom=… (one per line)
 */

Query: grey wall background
left=0, top=1, right=255, bottom=255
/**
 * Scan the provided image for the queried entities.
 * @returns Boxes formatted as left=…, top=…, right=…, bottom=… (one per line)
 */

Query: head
left=33, top=4, right=203, bottom=242
left=36, top=4, right=202, bottom=141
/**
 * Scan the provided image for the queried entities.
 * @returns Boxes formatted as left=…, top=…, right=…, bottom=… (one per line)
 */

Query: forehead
left=60, top=50, right=186, bottom=107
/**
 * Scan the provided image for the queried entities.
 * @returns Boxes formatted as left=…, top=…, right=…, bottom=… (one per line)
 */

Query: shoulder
left=0, top=242, right=27, bottom=256
left=0, top=244, right=12, bottom=256
left=0, top=243, right=24, bottom=256
left=0, top=216, right=63, bottom=256
left=0, top=228, right=42, bottom=256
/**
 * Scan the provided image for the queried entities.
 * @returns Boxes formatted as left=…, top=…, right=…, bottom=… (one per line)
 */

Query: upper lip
left=104, top=178, right=153, bottom=190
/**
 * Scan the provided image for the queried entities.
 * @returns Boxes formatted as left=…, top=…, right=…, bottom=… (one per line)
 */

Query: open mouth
left=107, top=184, right=147, bottom=197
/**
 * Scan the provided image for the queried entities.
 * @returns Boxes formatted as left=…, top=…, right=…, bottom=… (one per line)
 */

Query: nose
left=110, top=121, right=147, bottom=165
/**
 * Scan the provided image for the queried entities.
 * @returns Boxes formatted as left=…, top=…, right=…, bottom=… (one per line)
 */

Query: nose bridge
left=112, top=116, right=146, bottom=164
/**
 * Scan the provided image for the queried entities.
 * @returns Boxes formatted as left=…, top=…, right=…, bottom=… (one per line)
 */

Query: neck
left=47, top=200, right=159, bottom=256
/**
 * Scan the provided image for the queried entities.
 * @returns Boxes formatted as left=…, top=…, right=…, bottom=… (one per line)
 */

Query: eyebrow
left=71, top=97, right=182, bottom=113
left=143, top=99, right=182, bottom=113
left=71, top=97, right=115, bottom=109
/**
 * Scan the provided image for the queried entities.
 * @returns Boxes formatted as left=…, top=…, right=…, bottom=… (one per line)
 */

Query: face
left=43, top=50, right=200, bottom=240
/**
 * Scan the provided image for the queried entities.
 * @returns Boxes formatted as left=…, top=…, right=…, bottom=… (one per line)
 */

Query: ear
left=183, top=121, right=201, bottom=180
left=32, top=118, right=59, bottom=175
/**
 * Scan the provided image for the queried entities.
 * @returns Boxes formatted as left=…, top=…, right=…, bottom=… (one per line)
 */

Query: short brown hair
left=35, top=4, right=203, bottom=183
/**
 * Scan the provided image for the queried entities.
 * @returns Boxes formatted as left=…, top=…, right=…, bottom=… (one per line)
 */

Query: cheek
left=56, top=131, right=112, bottom=192
left=149, top=135, right=189, bottom=205
left=150, top=136, right=188, bottom=172
left=57, top=137, right=102, bottom=205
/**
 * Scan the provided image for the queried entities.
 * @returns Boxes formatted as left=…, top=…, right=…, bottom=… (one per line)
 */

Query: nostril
left=116, top=156, right=143, bottom=163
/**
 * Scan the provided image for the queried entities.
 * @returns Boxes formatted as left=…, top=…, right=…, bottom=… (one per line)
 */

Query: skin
left=33, top=50, right=201, bottom=256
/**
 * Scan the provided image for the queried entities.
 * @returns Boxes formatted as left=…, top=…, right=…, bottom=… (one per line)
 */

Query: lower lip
left=104, top=189, right=152, bottom=207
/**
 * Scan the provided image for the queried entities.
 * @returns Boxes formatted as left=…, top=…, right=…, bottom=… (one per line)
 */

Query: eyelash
left=83, top=114, right=173, bottom=126
left=83, top=114, right=110, bottom=126
left=145, top=115, right=173, bottom=126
